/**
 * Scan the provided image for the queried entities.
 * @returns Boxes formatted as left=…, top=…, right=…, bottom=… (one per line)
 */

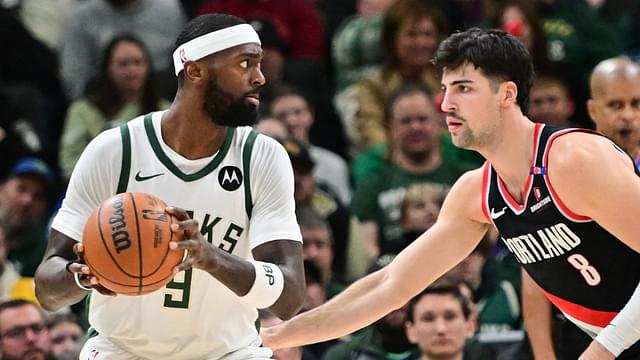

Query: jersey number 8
left=567, top=253, right=601, bottom=286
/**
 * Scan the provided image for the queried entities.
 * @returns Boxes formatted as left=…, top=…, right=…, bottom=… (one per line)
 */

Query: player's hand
left=578, top=341, right=615, bottom=360
left=166, top=206, right=217, bottom=273
left=69, top=243, right=117, bottom=296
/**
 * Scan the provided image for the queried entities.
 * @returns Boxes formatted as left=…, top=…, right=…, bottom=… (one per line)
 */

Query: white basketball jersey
left=52, top=111, right=301, bottom=359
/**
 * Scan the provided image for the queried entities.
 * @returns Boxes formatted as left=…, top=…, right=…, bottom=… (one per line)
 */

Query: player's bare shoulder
left=548, top=131, right=630, bottom=178
left=441, top=166, right=487, bottom=224
left=546, top=131, right=634, bottom=215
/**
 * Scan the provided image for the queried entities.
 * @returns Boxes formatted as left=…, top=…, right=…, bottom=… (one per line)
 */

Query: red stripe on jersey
left=481, top=162, right=493, bottom=225
left=542, top=289, right=616, bottom=328
left=495, top=123, right=544, bottom=213
left=542, top=129, right=592, bottom=222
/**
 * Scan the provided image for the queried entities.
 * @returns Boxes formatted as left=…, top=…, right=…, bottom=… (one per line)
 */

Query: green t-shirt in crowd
left=8, top=224, right=48, bottom=277
left=322, top=326, right=418, bottom=360
left=351, top=160, right=466, bottom=255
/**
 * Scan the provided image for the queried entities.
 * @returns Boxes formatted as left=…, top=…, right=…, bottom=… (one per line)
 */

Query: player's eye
left=240, top=60, right=249, bottom=69
left=607, top=100, right=623, bottom=110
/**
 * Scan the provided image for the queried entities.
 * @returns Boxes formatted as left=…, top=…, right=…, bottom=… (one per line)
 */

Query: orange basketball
left=82, top=192, right=185, bottom=295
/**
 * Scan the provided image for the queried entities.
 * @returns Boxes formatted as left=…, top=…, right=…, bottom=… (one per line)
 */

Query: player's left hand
left=166, top=206, right=218, bottom=273
left=578, top=341, right=615, bottom=360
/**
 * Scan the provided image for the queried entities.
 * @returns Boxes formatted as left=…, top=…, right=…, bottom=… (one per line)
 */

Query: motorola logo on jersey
left=218, top=166, right=243, bottom=191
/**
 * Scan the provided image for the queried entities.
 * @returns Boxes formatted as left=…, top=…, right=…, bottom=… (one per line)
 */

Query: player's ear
left=501, top=81, right=518, bottom=108
left=183, top=61, right=206, bottom=85
left=586, top=99, right=598, bottom=123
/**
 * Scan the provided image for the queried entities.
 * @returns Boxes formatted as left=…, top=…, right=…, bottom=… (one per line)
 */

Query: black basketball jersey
left=482, top=123, right=640, bottom=335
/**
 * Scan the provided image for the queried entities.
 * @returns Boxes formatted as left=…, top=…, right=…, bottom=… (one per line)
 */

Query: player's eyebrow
left=449, top=79, right=474, bottom=86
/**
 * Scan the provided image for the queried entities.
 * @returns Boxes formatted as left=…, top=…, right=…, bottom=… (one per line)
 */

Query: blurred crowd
left=0, top=0, right=639, bottom=359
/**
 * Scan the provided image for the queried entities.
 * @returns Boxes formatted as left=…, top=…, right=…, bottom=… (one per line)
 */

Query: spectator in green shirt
left=351, top=83, right=466, bottom=262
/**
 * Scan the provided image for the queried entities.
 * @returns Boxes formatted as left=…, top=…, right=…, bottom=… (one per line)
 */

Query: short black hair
left=433, top=27, right=535, bottom=114
left=406, top=280, right=471, bottom=323
left=384, top=82, right=433, bottom=129
left=0, top=299, right=43, bottom=318
left=174, top=13, right=247, bottom=52
left=174, top=13, right=247, bottom=83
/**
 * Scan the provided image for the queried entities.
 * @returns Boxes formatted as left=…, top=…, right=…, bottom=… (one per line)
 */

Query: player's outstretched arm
left=261, top=169, right=490, bottom=350
left=35, top=229, right=114, bottom=311
left=549, top=133, right=640, bottom=359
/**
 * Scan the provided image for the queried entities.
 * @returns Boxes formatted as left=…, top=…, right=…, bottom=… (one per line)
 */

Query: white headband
left=172, top=23, right=261, bottom=76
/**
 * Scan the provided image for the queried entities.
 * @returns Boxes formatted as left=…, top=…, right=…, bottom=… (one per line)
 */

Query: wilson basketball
left=82, top=192, right=185, bottom=295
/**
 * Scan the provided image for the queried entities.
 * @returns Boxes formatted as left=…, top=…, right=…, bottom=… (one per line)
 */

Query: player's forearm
left=204, top=246, right=304, bottom=319
left=203, top=247, right=255, bottom=296
left=34, top=256, right=88, bottom=311
left=268, top=264, right=304, bottom=320
left=264, top=268, right=404, bottom=350
left=522, top=271, right=557, bottom=360
left=595, top=281, right=640, bottom=356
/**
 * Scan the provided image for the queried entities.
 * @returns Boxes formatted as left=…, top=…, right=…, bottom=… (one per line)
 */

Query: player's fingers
left=169, top=239, right=200, bottom=250
left=174, top=258, right=194, bottom=273
left=165, top=206, right=190, bottom=221
left=73, top=242, right=85, bottom=256
left=67, top=262, right=91, bottom=275
left=170, top=219, right=200, bottom=237
left=78, top=274, right=115, bottom=296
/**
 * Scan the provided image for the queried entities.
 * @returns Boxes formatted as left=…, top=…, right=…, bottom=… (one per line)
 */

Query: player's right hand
left=70, top=243, right=116, bottom=296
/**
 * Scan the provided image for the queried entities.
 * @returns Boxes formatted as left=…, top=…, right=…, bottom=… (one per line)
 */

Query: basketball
left=82, top=192, right=185, bottom=295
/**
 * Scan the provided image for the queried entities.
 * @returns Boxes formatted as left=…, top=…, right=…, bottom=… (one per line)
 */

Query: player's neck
left=160, top=106, right=228, bottom=160
left=482, top=116, right=536, bottom=202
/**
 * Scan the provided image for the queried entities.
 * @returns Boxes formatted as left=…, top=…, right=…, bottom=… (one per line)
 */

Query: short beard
left=203, top=78, right=259, bottom=127
left=403, top=148, right=430, bottom=164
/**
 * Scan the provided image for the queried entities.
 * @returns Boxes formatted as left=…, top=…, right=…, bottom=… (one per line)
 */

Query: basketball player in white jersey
left=34, top=14, right=305, bottom=360
left=262, top=28, right=640, bottom=360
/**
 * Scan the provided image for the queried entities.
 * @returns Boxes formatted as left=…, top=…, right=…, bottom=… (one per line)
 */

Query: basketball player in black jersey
left=261, top=28, right=640, bottom=360
left=524, top=56, right=640, bottom=359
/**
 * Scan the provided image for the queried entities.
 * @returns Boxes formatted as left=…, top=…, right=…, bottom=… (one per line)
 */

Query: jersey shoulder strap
left=242, top=129, right=259, bottom=218
left=116, top=122, right=132, bottom=194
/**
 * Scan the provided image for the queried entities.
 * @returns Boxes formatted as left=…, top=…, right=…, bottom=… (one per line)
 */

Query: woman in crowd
left=353, top=0, right=447, bottom=151
left=59, top=34, right=169, bottom=180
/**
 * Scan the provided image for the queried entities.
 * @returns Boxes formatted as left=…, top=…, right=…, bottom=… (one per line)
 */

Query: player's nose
left=252, top=67, right=266, bottom=87
left=440, top=91, right=456, bottom=112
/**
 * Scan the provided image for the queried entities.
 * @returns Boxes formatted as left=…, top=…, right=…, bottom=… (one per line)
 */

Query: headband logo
left=179, top=48, right=187, bottom=64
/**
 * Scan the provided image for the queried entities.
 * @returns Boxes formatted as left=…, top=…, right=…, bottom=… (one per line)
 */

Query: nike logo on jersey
left=490, top=206, right=508, bottom=219
left=135, top=171, right=164, bottom=181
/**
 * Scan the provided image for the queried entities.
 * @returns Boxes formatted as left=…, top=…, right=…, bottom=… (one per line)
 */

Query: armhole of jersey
left=481, top=162, right=493, bottom=225
left=242, top=130, right=259, bottom=219
left=116, top=124, right=131, bottom=194
left=542, top=129, right=592, bottom=221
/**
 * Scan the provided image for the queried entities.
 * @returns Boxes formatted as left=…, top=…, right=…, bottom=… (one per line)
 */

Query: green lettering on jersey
left=201, top=214, right=222, bottom=244
left=163, top=214, right=244, bottom=309
left=219, top=223, right=244, bottom=254
left=163, top=269, right=193, bottom=309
